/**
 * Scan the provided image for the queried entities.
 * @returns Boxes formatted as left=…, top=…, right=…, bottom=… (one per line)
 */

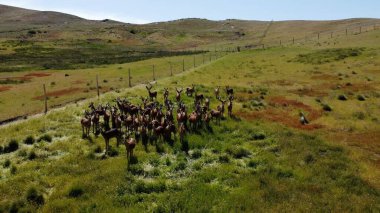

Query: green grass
left=0, top=28, right=379, bottom=212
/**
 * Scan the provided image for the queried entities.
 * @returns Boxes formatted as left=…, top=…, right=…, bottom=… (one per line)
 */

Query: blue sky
left=0, top=0, right=379, bottom=24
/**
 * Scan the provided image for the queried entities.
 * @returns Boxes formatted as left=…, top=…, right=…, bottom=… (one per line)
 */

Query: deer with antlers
left=175, top=88, right=183, bottom=102
left=186, top=84, right=195, bottom=97
left=146, top=84, right=157, bottom=101
left=225, top=86, right=234, bottom=96
left=163, top=88, right=169, bottom=100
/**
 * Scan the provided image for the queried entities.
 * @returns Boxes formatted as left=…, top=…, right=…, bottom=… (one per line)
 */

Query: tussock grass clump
left=4, top=140, right=19, bottom=153
left=3, top=159, right=11, bottom=168
left=134, top=180, right=166, bottom=194
left=191, top=149, right=202, bottom=159
left=28, top=151, right=37, bottom=160
left=322, top=104, right=333, bottom=111
left=219, top=154, right=230, bottom=163
left=338, top=94, right=348, bottom=101
left=226, top=147, right=251, bottom=159
left=37, top=134, right=52, bottom=143
left=357, top=94, right=366, bottom=101
left=10, top=166, right=17, bottom=174
left=252, top=131, right=266, bottom=140
left=68, top=185, right=85, bottom=198
left=26, top=187, right=44, bottom=206
left=24, top=136, right=35, bottom=145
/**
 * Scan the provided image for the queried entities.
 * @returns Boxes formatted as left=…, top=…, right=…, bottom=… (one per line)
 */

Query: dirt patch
left=311, top=74, right=339, bottom=81
left=73, top=80, right=86, bottom=85
left=264, top=79, right=295, bottom=86
left=0, top=86, right=12, bottom=92
left=32, top=88, right=83, bottom=100
left=289, top=87, right=328, bottom=97
left=237, top=96, right=324, bottom=130
left=24, top=72, right=51, bottom=78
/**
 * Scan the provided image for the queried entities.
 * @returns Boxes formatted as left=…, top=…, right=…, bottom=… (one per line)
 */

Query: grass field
left=0, top=23, right=379, bottom=212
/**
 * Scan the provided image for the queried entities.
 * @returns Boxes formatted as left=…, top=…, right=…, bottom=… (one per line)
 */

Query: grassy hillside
left=0, top=28, right=379, bottom=212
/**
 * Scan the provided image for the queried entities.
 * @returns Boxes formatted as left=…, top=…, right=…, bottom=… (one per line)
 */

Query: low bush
left=338, top=94, right=348, bottom=101
left=3, top=159, right=11, bottom=168
left=4, top=140, right=19, bottom=153
left=28, top=151, right=37, bottom=160
left=357, top=94, right=366, bottom=101
left=24, top=136, right=35, bottom=145
left=68, top=185, right=85, bottom=198
left=322, top=104, right=333, bottom=111
left=37, top=134, right=52, bottom=142
left=26, top=187, right=44, bottom=205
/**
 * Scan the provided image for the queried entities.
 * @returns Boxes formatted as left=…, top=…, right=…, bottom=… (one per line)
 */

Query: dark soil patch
left=32, top=88, right=83, bottom=100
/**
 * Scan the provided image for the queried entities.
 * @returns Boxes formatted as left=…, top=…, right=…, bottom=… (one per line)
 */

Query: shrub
left=94, top=145, right=102, bottom=153
left=38, top=134, right=52, bottom=142
left=3, top=159, right=11, bottom=168
left=4, top=140, right=19, bottom=153
left=191, top=149, right=202, bottom=159
left=26, top=187, right=44, bottom=205
left=134, top=180, right=166, bottom=194
left=10, top=166, right=17, bottom=174
left=304, top=154, right=315, bottom=164
left=28, top=151, right=37, bottom=160
left=68, top=185, right=84, bottom=198
left=247, top=159, right=259, bottom=168
left=357, top=94, right=366, bottom=101
left=338, top=94, right=348, bottom=101
left=253, top=132, right=266, bottom=140
left=174, top=161, right=187, bottom=171
left=107, top=146, right=119, bottom=157
left=219, top=154, right=230, bottom=163
left=322, top=104, right=333, bottom=111
left=227, top=147, right=251, bottom=159
left=24, top=136, right=35, bottom=145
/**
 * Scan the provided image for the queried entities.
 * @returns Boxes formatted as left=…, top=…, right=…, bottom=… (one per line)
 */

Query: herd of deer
left=80, top=84, right=234, bottom=159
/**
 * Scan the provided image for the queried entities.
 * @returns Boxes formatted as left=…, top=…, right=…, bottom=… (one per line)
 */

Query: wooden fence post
left=128, top=68, right=131, bottom=87
left=346, top=29, right=348, bottom=36
left=170, top=63, right=173, bottom=76
left=96, top=75, right=99, bottom=99
left=152, top=65, right=155, bottom=81
left=330, top=32, right=333, bottom=38
left=193, top=55, right=196, bottom=68
left=43, top=84, right=47, bottom=114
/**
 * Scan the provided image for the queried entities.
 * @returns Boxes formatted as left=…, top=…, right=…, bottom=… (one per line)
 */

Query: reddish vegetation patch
left=341, top=82, right=376, bottom=92
left=235, top=92, right=258, bottom=102
left=73, top=80, right=86, bottom=85
left=32, top=88, right=83, bottom=100
left=289, top=88, right=328, bottom=97
left=311, top=74, right=339, bottom=81
left=0, top=76, right=32, bottom=81
left=0, top=86, right=12, bottom=92
left=24, top=72, right=51, bottom=78
left=265, top=79, right=295, bottom=86
left=237, top=96, right=324, bottom=130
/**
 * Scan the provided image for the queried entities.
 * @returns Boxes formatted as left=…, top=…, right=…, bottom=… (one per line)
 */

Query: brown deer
left=210, top=110, right=221, bottom=125
left=81, top=111, right=92, bottom=137
left=214, top=86, right=220, bottom=99
left=146, top=84, right=157, bottom=101
left=176, top=88, right=183, bottom=102
left=195, top=92, right=204, bottom=104
left=101, top=128, right=123, bottom=154
left=225, top=86, right=234, bottom=96
left=124, top=136, right=136, bottom=160
left=188, top=111, right=200, bottom=130
left=186, top=84, right=195, bottom=97
left=227, top=96, right=234, bottom=117
left=217, top=98, right=227, bottom=117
